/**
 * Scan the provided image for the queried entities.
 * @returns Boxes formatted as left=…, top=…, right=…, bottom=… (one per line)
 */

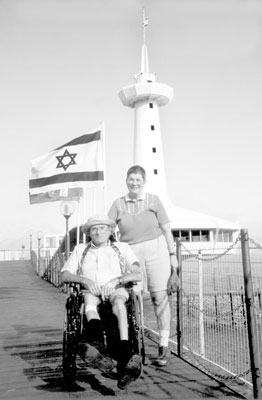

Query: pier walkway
left=0, top=260, right=250, bottom=400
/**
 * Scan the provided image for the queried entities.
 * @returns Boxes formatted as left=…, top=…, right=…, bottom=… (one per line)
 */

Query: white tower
left=118, top=10, right=242, bottom=249
left=118, top=9, right=174, bottom=201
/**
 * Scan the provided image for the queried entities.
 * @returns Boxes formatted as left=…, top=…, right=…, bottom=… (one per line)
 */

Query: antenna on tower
left=142, top=7, right=149, bottom=46
left=141, top=7, right=149, bottom=74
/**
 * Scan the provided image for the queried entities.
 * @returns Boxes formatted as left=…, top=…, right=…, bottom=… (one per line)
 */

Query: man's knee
left=112, top=296, right=127, bottom=312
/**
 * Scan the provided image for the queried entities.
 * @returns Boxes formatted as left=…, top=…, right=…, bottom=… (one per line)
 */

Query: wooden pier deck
left=0, top=260, right=250, bottom=400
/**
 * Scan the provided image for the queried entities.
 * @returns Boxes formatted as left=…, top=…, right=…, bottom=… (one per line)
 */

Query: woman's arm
left=160, top=222, right=178, bottom=272
left=160, top=222, right=180, bottom=294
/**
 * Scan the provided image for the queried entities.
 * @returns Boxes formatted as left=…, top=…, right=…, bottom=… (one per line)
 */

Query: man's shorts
left=83, top=287, right=129, bottom=305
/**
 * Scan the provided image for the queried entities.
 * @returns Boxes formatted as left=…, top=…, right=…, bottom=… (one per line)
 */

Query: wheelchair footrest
left=78, top=341, right=115, bottom=373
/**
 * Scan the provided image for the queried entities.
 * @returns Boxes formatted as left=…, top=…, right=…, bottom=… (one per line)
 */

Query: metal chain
left=249, top=237, right=262, bottom=251
left=180, top=234, right=241, bottom=261
left=182, top=341, right=251, bottom=382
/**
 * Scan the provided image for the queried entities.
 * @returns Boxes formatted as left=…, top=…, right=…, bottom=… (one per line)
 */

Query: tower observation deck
left=119, top=58, right=173, bottom=108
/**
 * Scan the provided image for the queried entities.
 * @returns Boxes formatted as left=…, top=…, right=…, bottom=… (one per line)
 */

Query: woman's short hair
left=126, top=165, right=146, bottom=180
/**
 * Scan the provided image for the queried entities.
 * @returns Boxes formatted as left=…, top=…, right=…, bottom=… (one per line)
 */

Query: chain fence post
left=198, top=250, right=205, bottom=357
left=241, top=229, right=261, bottom=399
left=176, top=238, right=183, bottom=357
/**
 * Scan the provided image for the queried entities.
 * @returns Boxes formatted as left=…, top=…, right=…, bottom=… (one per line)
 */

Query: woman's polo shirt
left=108, top=193, right=170, bottom=245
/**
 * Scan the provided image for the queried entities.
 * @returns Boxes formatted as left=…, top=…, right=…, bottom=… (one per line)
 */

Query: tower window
left=154, top=169, right=158, bottom=174
left=152, top=147, right=156, bottom=153
left=150, top=125, right=155, bottom=131
left=149, top=103, right=153, bottom=109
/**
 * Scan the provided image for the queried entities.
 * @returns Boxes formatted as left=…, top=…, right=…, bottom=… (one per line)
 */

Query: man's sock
left=87, top=318, right=104, bottom=344
left=119, top=339, right=132, bottom=364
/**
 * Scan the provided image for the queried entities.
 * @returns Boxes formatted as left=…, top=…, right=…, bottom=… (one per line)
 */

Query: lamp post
left=37, top=231, right=42, bottom=275
left=29, top=231, right=33, bottom=260
left=60, top=201, right=75, bottom=261
left=21, top=245, right=25, bottom=260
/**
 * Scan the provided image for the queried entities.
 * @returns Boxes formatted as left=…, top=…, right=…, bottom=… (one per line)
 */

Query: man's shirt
left=61, top=241, right=138, bottom=286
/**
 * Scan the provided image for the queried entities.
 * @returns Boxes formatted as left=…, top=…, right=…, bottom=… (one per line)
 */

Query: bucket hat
left=82, top=215, right=116, bottom=234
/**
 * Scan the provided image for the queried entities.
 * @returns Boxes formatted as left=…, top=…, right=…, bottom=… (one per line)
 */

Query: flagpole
left=83, top=187, right=86, bottom=244
left=76, top=198, right=81, bottom=245
left=100, top=121, right=107, bottom=213
left=93, top=187, right=97, bottom=214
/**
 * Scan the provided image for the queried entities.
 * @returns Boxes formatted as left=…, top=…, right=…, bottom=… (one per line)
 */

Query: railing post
left=176, top=238, right=183, bottom=357
left=37, top=238, right=41, bottom=276
left=241, top=229, right=261, bottom=399
left=198, top=250, right=205, bottom=357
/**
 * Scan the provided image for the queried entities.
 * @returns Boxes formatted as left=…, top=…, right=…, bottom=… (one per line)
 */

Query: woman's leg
left=151, top=289, right=171, bottom=342
left=150, top=289, right=171, bottom=365
left=143, top=236, right=171, bottom=345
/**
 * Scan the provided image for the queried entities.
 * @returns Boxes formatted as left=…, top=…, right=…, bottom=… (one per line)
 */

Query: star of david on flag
left=29, top=127, right=104, bottom=204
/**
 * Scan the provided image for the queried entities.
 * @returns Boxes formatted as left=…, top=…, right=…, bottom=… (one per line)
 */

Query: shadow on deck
left=0, top=260, right=251, bottom=400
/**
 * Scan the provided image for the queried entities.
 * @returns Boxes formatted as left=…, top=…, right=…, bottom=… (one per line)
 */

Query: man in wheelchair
left=61, top=215, right=142, bottom=389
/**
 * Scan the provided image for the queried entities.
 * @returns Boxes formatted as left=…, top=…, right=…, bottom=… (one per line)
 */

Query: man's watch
left=118, top=276, right=124, bottom=285
left=169, top=252, right=176, bottom=256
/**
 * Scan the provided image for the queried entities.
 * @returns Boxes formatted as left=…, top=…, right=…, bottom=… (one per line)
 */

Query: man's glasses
left=90, top=225, right=109, bottom=234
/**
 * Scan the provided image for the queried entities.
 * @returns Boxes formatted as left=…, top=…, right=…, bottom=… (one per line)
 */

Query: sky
left=0, top=0, right=262, bottom=250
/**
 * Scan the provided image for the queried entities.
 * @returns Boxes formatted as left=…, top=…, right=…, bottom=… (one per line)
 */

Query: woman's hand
left=167, top=253, right=180, bottom=294
left=167, top=271, right=180, bottom=295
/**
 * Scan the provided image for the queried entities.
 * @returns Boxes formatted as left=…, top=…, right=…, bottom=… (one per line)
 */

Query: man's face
left=89, top=224, right=111, bottom=246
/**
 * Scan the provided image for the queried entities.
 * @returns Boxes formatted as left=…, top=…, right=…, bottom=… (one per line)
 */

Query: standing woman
left=108, top=165, right=179, bottom=366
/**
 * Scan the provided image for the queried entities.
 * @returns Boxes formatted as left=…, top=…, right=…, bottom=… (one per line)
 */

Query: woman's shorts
left=131, top=235, right=170, bottom=292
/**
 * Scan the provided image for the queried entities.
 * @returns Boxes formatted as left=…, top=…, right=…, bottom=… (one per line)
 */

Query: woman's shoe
left=155, top=346, right=170, bottom=366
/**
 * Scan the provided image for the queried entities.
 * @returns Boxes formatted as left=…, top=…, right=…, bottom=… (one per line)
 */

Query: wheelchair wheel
left=128, top=290, right=146, bottom=364
left=135, top=292, right=146, bottom=364
left=62, top=293, right=82, bottom=386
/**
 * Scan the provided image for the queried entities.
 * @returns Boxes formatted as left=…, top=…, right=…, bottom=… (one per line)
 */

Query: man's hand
left=101, top=278, right=118, bottom=301
left=167, top=271, right=180, bottom=295
left=82, top=278, right=101, bottom=296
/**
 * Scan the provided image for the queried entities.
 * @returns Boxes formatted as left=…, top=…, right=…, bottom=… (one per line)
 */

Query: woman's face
left=126, top=173, right=146, bottom=197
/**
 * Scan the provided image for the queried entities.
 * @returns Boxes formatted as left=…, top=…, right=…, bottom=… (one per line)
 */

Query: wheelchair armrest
left=68, top=283, right=80, bottom=295
left=123, top=281, right=134, bottom=289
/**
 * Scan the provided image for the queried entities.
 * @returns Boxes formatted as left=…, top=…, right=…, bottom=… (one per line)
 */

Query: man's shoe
left=79, top=342, right=114, bottom=373
left=117, top=354, right=142, bottom=390
left=155, top=346, right=170, bottom=366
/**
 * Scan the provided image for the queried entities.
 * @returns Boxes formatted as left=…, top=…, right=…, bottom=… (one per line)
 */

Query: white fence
left=173, top=235, right=262, bottom=391
left=0, top=249, right=30, bottom=261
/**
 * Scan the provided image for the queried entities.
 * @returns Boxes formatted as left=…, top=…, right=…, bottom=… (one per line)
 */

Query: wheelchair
left=62, top=283, right=145, bottom=387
